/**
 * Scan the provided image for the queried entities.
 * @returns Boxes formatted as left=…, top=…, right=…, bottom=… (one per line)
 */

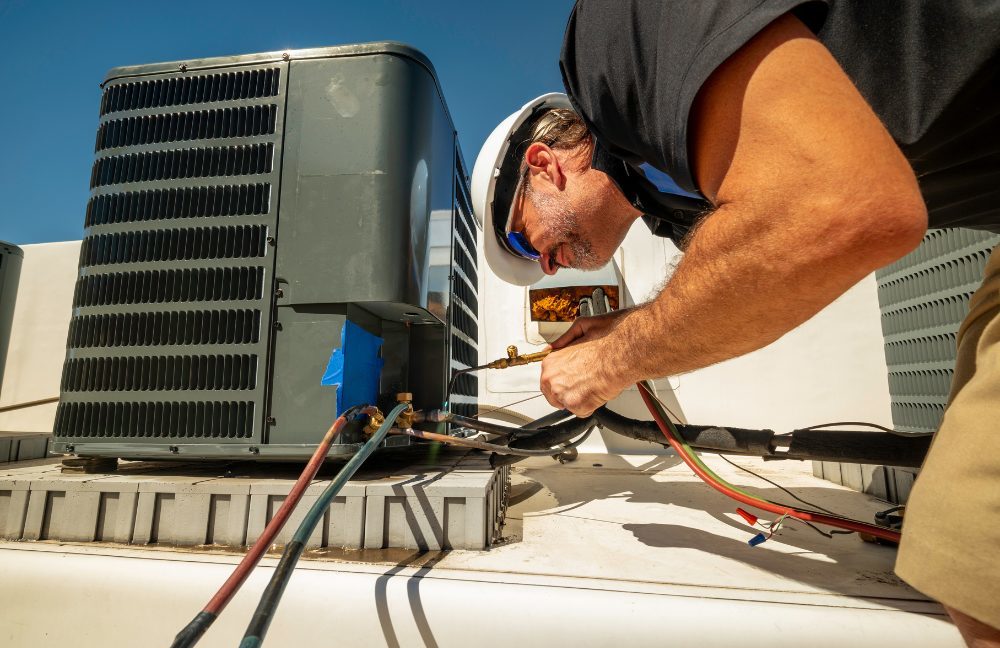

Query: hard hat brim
left=471, top=93, right=573, bottom=286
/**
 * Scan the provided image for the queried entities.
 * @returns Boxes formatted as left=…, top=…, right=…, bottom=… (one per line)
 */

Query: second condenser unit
left=53, top=44, right=480, bottom=460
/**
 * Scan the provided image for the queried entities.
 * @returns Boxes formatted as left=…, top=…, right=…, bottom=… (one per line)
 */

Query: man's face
left=512, top=160, right=639, bottom=276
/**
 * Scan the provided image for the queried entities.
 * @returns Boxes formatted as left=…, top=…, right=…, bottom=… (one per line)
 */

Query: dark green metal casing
left=52, top=44, right=480, bottom=460
left=0, top=241, right=23, bottom=397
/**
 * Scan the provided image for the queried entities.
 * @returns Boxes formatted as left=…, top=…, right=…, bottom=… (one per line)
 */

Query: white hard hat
left=471, top=93, right=573, bottom=286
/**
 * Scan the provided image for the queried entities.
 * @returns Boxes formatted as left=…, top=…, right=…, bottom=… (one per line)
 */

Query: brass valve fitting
left=395, top=392, right=415, bottom=429
left=484, top=345, right=551, bottom=370
left=363, top=409, right=385, bottom=436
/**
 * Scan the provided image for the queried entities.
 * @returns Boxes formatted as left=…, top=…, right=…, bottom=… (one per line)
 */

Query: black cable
left=447, top=414, right=530, bottom=438
left=717, top=454, right=841, bottom=516
left=785, top=517, right=854, bottom=538
left=449, top=412, right=590, bottom=440
left=397, top=427, right=593, bottom=457
left=518, top=408, right=574, bottom=430
left=800, top=421, right=934, bottom=437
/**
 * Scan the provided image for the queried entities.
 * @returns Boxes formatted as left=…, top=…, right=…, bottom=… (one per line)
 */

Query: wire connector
left=736, top=508, right=758, bottom=526
left=748, top=533, right=768, bottom=547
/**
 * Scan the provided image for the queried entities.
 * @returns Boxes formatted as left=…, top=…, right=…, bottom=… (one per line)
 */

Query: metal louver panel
left=90, top=143, right=274, bottom=187
left=54, top=62, right=287, bottom=447
left=449, top=159, right=480, bottom=419
left=821, top=228, right=1000, bottom=505
left=85, top=184, right=271, bottom=226
left=55, top=401, right=255, bottom=439
left=100, top=68, right=280, bottom=115
left=61, top=355, right=258, bottom=392
left=878, top=229, right=1000, bottom=434
left=73, top=266, right=265, bottom=307
left=96, top=105, right=278, bottom=150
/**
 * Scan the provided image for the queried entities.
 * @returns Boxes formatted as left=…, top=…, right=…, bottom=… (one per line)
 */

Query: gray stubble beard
left=526, top=186, right=604, bottom=270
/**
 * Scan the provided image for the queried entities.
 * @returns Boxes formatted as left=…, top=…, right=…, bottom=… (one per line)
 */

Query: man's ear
left=524, top=142, right=565, bottom=190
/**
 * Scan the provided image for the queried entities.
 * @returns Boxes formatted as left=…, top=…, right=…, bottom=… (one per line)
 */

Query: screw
left=169, top=445, right=179, bottom=454
left=249, top=446, right=260, bottom=454
left=282, top=52, right=290, bottom=61
left=266, top=236, right=276, bottom=246
left=65, top=444, right=75, bottom=452
left=265, top=416, right=276, bottom=425
left=179, top=63, right=188, bottom=72
left=275, top=288, right=284, bottom=298
left=273, top=322, right=282, bottom=331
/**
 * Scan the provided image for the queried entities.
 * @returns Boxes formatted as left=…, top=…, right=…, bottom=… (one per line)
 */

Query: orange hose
left=637, top=385, right=901, bottom=543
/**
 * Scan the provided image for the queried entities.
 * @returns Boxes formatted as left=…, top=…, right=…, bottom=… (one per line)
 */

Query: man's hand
left=550, top=308, right=629, bottom=350
left=540, top=334, right=632, bottom=416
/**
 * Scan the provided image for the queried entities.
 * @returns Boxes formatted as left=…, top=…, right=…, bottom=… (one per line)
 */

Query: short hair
left=519, top=108, right=592, bottom=185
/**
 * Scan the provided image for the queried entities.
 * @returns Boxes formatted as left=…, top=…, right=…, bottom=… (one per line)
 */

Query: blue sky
left=0, top=0, right=575, bottom=245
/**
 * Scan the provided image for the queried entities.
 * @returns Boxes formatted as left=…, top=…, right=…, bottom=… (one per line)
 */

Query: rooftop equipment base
left=0, top=449, right=508, bottom=551
left=0, top=432, right=51, bottom=465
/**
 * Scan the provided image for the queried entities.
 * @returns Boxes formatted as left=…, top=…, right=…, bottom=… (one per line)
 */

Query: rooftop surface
left=0, top=451, right=961, bottom=647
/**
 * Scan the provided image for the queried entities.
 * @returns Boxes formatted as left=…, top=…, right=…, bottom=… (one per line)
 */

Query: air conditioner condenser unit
left=52, top=44, right=480, bottom=461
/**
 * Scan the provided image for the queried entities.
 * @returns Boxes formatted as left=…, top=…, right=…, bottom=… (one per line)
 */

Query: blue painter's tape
left=321, top=321, right=384, bottom=415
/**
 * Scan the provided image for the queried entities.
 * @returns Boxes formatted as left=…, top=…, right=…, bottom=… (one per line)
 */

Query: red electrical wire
left=202, top=407, right=371, bottom=615
left=637, top=385, right=902, bottom=544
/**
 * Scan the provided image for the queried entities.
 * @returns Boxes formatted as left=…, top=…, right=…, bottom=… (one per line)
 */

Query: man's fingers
left=561, top=392, right=599, bottom=418
left=543, top=392, right=563, bottom=409
left=550, top=323, right=585, bottom=350
left=539, top=364, right=561, bottom=409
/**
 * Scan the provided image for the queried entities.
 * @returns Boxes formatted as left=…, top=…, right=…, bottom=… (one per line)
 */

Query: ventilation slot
left=451, top=372, right=478, bottom=397
left=80, top=225, right=267, bottom=266
left=101, top=68, right=280, bottom=116
left=91, top=143, right=274, bottom=187
left=96, top=105, right=278, bottom=151
left=450, top=304, right=478, bottom=344
left=887, top=370, right=952, bottom=400
left=86, top=184, right=271, bottom=226
left=881, top=295, right=973, bottom=336
left=61, top=354, right=258, bottom=392
left=883, top=334, right=958, bottom=366
left=54, top=400, right=254, bottom=439
left=451, top=334, right=477, bottom=367
left=68, top=309, right=261, bottom=348
left=455, top=180, right=477, bottom=243
left=452, top=274, right=478, bottom=315
left=453, top=239, right=478, bottom=287
left=450, top=402, right=478, bottom=419
left=74, top=266, right=265, bottom=307
left=454, top=215, right=476, bottom=264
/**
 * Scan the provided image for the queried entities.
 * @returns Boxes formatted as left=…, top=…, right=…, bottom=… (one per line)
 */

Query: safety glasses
left=503, top=230, right=540, bottom=261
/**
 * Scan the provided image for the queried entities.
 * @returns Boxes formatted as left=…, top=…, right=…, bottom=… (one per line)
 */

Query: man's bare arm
left=540, top=13, right=927, bottom=415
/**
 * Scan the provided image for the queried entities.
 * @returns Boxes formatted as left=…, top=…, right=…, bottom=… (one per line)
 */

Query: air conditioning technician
left=470, top=2, right=1000, bottom=645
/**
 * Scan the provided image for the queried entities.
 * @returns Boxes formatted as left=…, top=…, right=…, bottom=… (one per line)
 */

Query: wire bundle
left=635, top=381, right=902, bottom=544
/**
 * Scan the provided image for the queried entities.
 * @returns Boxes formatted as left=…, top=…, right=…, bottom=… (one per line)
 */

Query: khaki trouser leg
left=896, top=245, right=1000, bottom=630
